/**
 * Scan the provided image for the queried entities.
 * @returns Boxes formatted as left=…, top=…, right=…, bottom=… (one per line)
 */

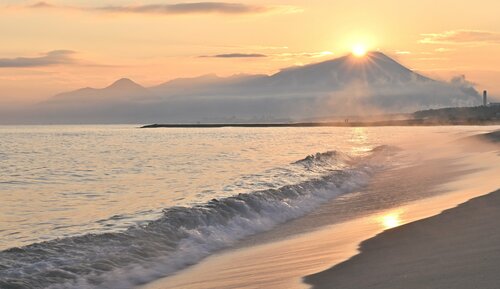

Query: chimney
left=483, top=90, right=488, bottom=106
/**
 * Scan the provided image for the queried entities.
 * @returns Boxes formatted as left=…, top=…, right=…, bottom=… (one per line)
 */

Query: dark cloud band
left=201, top=53, right=268, bottom=58
left=0, top=50, right=75, bottom=68
left=28, top=2, right=291, bottom=15
left=97, top=2, right=269, bottom=14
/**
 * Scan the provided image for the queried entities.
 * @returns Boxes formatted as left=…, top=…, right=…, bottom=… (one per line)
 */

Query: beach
left=1, top=127, right=498, bottom=289
left=305, top=188, right=500, bottom=289
left=142, top=129, right=500, bottom=289
left=304, top=131, right=500, bottom=289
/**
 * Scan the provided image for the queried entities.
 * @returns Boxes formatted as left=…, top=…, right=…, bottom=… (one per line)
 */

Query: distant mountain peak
left=113, top=77, right=135, bottom=84
left=47, top=77, right=150, bottom=105
left=269, top=51, right=431, bottom=86
left=107, top=78, right=144, bottom=90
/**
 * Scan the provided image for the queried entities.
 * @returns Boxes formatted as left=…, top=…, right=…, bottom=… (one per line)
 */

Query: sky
left=1, top=0, right=500, bottom=105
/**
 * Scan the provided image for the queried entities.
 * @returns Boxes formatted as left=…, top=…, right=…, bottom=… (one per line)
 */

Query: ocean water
left=0, top=125, right=491, bottom=288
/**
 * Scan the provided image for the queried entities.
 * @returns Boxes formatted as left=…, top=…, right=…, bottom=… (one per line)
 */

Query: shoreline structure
left=142, top=106, right=500, bottom=128
left=142, top=119, right=499, bottom=128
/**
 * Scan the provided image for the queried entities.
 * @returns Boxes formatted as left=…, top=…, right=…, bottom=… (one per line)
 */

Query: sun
left=352, top=44, right=367, bottom=57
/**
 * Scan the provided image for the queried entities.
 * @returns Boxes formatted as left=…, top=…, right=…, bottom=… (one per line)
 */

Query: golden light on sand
left=352, top=45, right=367, bottom=57
left=381, top=213, right=401, bottom=229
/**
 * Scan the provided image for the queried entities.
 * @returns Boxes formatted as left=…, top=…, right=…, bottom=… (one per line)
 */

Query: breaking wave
left=0, top=146, right=398, bottom=289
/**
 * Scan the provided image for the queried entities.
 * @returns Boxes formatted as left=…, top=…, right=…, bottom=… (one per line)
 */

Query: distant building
left=482, top=90, right=500, bottom=106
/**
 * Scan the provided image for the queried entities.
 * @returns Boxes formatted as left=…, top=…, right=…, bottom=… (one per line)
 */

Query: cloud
left=29, top=1, right=55, bottom=8
left=200, top=53, right=267, bottom=58
left=27, top=2, right=301, bottom=15
left=29, top=1, right=53, bottom=8
left=96, top=3, right=268, bottom=14
left=0, top=50, right=76, bottom=68
left=199, top=51, right=334, bottom=60
left=420, top=30, right=500, bottom=44
left=435, top=47, right=455, bottom=52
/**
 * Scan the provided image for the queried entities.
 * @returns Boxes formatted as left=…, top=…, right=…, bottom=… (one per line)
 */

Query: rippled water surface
left=0, top=125, right=487, bottom=250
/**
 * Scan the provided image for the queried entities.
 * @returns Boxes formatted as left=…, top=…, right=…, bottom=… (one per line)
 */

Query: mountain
left=25, top=52, right=481, bottom=124
left=261, top=52, right=432, bottom=89
left=151, top=73, right=266, bottom=96
left=47, top=78, right=153, bottom=105
left=150, top=52, right=435, bottom=97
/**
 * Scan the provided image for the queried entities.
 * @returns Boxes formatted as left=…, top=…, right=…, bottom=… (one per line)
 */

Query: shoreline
left=140, top=132, right=499, bottom=289
left=142, top=105, right=500, bottom=128
left=303, top=131, right=500, bottom=289
left=141, top=120, right=500, bottom=128
left=142, top=182, right=499, bottom=289
left=304, top=188, right=500, bottom=289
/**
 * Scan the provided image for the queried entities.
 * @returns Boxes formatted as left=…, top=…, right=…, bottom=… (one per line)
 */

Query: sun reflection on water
left=349, top=127, right=371, bottom=156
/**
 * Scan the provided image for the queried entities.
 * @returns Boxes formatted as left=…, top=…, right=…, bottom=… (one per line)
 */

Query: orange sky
left=1, top=0, right=500, bottom=104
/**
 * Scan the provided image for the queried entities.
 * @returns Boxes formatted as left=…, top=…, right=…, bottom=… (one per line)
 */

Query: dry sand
left=305, top=189, right=500, bottom=289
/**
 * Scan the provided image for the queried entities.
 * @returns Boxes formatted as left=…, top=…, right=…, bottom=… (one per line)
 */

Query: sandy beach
left=305, top=189, right=500, bottom=289
left=304, top=131, right=500, bottom=289
left=141, top=129, right=500, bottom=289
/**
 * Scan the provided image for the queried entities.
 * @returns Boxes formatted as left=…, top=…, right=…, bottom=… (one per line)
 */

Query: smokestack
left=483, top=90, right=488, bottom=106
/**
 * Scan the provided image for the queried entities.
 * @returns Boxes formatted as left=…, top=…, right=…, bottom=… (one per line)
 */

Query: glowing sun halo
left=352, top=45, right=367, bottom=57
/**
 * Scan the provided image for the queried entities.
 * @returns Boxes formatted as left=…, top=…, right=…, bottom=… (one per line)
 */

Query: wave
left=293, top=150, right=353, bottom=169
left=0, top=145, right=398, bottom=289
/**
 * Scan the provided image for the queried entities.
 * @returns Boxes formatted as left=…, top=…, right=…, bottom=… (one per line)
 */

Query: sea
left=0, top=125, right=497, bottom=289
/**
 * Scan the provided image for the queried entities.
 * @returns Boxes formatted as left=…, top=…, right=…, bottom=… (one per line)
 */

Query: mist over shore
left=0, top=52, right=482, bottom=124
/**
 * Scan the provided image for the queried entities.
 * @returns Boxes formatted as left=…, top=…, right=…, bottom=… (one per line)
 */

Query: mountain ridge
left=31, top=51, right=481, bottom=123
left=47, top=77, right=151, bottom=104
left=57, top=52, right=435, bottom=95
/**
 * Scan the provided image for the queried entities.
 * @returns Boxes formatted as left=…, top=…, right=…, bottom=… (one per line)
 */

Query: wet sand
left=305, top=189, right=500, bottom=289
left=304, top=131, right=500, bottom=289
left=477, top=129, right=500, bottom=142
left=141, top=130, right=499, bottom=289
